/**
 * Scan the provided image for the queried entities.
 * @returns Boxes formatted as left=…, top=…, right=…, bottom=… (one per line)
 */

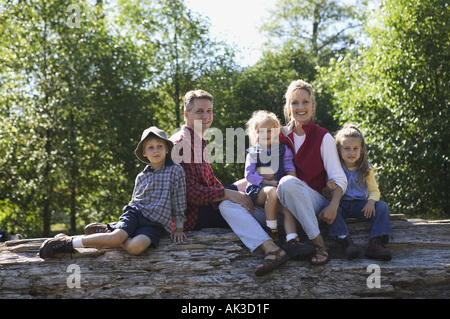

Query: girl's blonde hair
left=246, top=110, right=280, bottom=146
left=283, top=79, right=316, bottom=126
left=335, top=124, right=371, bottom=184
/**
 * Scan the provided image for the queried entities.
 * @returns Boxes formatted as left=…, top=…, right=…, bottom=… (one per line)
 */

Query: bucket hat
left=135, top=126, right=174, bottom=164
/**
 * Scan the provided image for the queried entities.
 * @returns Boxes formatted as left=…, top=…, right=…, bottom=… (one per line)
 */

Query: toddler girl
left=326, top=124, right=393, bottom=260
left=245, top=110, right=315, bottom=259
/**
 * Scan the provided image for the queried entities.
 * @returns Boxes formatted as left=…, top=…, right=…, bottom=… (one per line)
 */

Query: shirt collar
left=144, top=159, right=174, bottom=173
left=282, top=118, right=316, bottom=136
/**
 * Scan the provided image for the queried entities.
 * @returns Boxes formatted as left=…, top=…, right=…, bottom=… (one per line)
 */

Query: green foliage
left=261, top=0, right=364, bottom=64
left=318, top=0, right=450, bottom=218
left=1, top=0, right=447, bottom=238
left=116, top=0, right=237, bottom=129
left=0, top=0, right=163, bottom=236
left=0, top=0, right=237, bottom=237
left=0, top=199, right=39, bottom=236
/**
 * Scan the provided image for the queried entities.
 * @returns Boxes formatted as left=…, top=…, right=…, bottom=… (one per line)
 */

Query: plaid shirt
left=129, top=160, right=187, bottom=233
left=170, top=125, right=225, bottom=231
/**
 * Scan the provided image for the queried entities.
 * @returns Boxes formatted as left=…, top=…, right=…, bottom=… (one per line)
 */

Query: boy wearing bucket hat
left=39, top=127, right=187, bottom=259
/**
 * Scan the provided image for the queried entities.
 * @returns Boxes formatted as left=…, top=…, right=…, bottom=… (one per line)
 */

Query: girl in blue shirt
left=325, top=124, right=393, bottom=261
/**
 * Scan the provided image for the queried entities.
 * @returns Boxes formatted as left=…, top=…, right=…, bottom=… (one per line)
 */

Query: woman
left=277, top=80, right=347, bottom=265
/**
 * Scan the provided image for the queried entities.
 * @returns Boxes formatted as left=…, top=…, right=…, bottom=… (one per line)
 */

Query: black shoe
left=337, top=235, right=360, bottom=260
left=286, top=237, right=316, bottom=260
left=264, top=227, right=284, bottom=249
left=39, top=235, right=76, bottom=259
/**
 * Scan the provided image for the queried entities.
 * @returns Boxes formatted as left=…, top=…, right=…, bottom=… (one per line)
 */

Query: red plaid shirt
left=170, top=125, right=225, bottom=231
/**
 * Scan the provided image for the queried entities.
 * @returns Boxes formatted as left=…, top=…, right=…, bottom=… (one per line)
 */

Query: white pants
left=219, top=200, right=270, bottom=252
left=276, top=175, right=328, bottom=240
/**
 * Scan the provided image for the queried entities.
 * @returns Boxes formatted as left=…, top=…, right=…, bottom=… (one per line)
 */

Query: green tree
left=115, top=0, right=239, bottom=187
left=0, top=0, right=238, bottom=237
left=0, top=0, right=152, bottom=236
left=261, top=0, right=364, bottom=65
left=0, top=0, right=73, bottom=236
left=117, top=0, right=236, bottom=130
left=318, top=0, right=450, bottom=218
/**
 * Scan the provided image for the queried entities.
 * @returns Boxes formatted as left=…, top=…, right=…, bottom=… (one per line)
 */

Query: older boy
left=39, top=127, right=187, bottom=258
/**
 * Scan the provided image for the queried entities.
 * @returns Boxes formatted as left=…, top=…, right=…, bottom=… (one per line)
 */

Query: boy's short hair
left=135, top=127, right=174, bottom=164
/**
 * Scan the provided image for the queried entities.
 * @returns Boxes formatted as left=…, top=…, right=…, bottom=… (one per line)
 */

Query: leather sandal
left=310, top=244, right=330, bottom=266
left=255, top=248, right=290, bottom=276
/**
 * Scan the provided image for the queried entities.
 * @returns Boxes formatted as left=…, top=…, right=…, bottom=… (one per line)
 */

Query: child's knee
left=376, top=201, right=390, bottom=214
left=267, top=187, right=278, bottom=200
left=108, top=230, right=129, bottom=246
left=126, top=243, right=147, bottom=255
left=125, top=236, right=151, bottom=255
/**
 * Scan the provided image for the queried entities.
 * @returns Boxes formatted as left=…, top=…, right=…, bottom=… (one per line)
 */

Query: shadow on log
left=1, top=214, right=449, bottom=299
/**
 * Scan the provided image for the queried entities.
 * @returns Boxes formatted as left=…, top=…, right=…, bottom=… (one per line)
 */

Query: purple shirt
left=245, top=146, right=295, bottom=185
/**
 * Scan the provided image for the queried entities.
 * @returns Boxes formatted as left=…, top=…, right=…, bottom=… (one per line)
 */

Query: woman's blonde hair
left=283, top=79, right=316, bottom=126
left=335, top=124, right=371, bottom=184
left=246, top=110, right=280, bottom=146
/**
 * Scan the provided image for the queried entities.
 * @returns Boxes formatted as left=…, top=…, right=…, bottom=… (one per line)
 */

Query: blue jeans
left=327, top=200, right=393, bottom=241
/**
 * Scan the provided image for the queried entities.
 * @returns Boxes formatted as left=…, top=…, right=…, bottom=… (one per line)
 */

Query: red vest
left=279, top=119, right=329, bottom=194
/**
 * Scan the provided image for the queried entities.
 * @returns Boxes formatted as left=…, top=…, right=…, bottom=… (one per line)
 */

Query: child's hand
left=326, top=179, right=338, bottom=191
left=362, top=200, right=376, bottom=218
left=171, top=228, right=187, bottom=243
left=262, top=179, right=278, bottom=187
left=268, top=180, right=278, bottom=187
left=322, top=179, right=337, bottom=200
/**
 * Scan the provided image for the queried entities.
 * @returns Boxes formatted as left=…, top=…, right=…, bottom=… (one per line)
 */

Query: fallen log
left=1, top=214, right=449, bottom=299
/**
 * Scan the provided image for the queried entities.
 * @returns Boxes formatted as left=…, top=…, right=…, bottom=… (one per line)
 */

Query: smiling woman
left=278, top=79, right=347, bottom=266
left=288, top=89, right=315, bottom=134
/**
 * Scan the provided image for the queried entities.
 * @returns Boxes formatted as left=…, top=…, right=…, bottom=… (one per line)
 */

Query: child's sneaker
left=39, top=235, right=76, bottom=259
left=264, top=227, right=283, bottom=248
left=84, top=222, right=110, bottom=235
left=286, top=237, right=316, bottom=260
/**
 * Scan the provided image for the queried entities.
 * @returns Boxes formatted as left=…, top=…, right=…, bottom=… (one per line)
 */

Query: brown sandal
left=255, top=248, right=290, bottom=276
left=310, top=245, right=330, bottom=266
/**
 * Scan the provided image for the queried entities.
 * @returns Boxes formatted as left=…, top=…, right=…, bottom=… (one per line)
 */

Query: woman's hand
left=319, top=184, right=343, bottom=225
left=318, top=203, right=338, bottom=225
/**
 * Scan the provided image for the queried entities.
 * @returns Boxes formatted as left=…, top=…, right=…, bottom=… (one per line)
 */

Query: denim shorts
left=107, top=205, right=165, bottom=248
left=245, top=184, right=263, bottom=203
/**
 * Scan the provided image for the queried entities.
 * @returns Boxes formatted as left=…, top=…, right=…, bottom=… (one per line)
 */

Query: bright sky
left=185, top=0, right=277, bottom=67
